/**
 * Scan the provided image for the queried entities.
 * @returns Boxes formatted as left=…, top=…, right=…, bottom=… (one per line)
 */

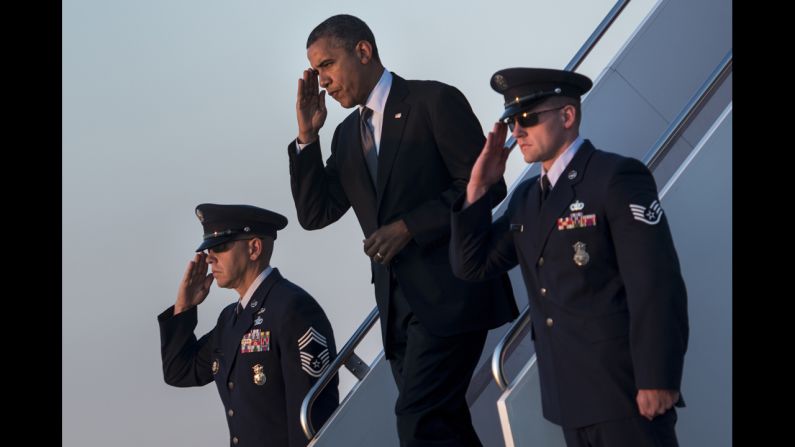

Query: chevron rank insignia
left=240, top=329, right=270, bottom=354
left=298, top=327, right=330, bottom=378
left=629, top=199, right=663, bottom=225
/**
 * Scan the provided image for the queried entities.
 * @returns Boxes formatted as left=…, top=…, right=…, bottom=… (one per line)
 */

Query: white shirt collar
left=542, top=135, right=585, bottom=188
left=239, top=266, right=273, bottom=309
left=360, top=69, right=392, bottom=115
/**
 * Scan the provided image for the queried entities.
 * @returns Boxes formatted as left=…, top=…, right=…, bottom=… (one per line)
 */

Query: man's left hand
left=363, top=220, right=412, bottom=264
left=636, top=389, right=679, bottom=421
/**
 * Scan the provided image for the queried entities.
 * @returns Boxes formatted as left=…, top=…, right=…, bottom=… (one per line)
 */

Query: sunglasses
left=207, top=241, right=235, bottom=254
left=207, top=238, right=254, bottom=254
left=503, top=106, right=566, bottom=131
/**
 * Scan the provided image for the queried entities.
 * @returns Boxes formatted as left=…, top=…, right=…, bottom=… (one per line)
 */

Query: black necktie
left=233, top=302, right=243, bottom=324
left=360, top=107, right=378, bottom=184
left=540, top=175, right=551, bottom=203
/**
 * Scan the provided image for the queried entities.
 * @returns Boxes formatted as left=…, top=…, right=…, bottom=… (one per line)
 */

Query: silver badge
left=252, top=364, right=266, bottom=386
left=250, top=300, right=258, bottom=308
left=573, top=241, right=590, bottom=267
left=254, top=316, right=263, bottom=326
left=493, top=74, right=508, bottom=91
left=257, top=308, right=266, bottom=315
left=567, top=170, right=578, bottom=180
left=212, top=359, right=219, bottom=375
left=569, top=200, right=584, bottom=212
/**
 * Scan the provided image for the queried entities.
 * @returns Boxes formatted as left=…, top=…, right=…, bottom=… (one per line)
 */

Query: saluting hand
left=465, top=122, right=512, bottom=208
left=363, top=220, right=412, bottom=265
left=296, top=68, right=327, bottom=145
left=174, top=253, right=214, bottom=315
left=636, top=389, right=680, bottom=421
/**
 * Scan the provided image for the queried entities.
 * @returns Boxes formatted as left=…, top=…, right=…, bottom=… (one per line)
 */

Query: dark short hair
left=307, top=14, right=380, bottom=62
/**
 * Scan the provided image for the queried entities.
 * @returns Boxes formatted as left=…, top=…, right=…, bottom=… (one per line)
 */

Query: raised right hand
left=296, top=68, right=327, bottom=145
left=174, top=253, right=214, bottom=315
left=465, top=122, right=512, bottom=207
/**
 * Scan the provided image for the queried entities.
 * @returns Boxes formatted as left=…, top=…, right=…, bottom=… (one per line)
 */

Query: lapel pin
left=394, top=113, right=402, bottom=119
left=567, top=170, right=578, bottom=180
left=250, top=300, right=258, bottom=308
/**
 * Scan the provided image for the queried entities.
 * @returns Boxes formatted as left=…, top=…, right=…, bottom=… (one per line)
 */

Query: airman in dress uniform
left=450, top=68, right=689, bottom=447
left=158, top=203, right=338, bottom=447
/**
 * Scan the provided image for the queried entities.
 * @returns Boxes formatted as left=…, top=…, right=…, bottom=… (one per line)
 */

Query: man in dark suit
left=158, top=203, right=338, bottom=447
left=287, top=14, right=517, bottom=447
left=450, top=68, right=689, bottom=447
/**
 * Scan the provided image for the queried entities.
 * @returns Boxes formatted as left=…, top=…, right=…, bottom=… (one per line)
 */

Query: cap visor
left=499, top=105, right=521, bottom=122
left=195, top=234, right=237, bottom=252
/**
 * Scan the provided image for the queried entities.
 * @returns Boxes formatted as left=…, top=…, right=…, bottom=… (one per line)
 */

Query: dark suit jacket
left=288, top=73, right=517, bottom=345
left=450, top=141, right=689, bottom=429
left=158, top=269, right=339, bottom=447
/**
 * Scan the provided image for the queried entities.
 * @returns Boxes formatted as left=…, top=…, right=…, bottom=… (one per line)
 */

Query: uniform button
left=538, top=257, right=544, bottom=267
left=232, top=436, right=239, bottom=445
left=227, top=381, right=234, bottom=390
left=546, top=318, right=554, bottom=327
left=227, top=409, right=234, bottom=417
left=540, top=288, right=547, bottom=296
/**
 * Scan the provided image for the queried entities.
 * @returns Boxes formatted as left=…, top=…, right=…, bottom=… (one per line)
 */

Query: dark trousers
left=385, top=280, right=487, bottom=447
left=562, top=409, right=679, bottom=447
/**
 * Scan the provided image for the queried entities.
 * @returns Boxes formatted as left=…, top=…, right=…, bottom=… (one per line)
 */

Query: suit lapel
left=376, top=74, right=410, bottom=212
left=222, top=268, right=283, bottom=384
left=531, top=142, right=596, bottom=261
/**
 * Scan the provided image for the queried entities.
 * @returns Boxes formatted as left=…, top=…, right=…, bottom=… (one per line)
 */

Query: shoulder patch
left=298, top=327, right=330, bottom=377
left=629, top=199, right=663, bottom=225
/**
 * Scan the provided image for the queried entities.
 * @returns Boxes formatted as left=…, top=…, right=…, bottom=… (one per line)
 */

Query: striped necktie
left=360, top=107, right=378, bottom=184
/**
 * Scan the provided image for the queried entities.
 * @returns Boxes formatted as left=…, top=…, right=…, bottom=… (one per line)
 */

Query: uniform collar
left=542, top=135, right=585, bottom=188
left=239, top=266, right=273, bottom=309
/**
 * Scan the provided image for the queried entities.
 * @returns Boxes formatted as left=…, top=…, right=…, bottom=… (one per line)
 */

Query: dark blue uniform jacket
left=158, top=268, right=339, bottom=446
left=451, top=141, right=688, bottom=428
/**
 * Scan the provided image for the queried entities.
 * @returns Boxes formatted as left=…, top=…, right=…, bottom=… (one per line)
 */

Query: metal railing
left=300, top=306, right=380, bottom=440
left=492, top=46, right=732, bottom=391
left=491, top=307, right=532, bottom=390
left=492, top=0, right=631, bottom=392
left=502, top=0, right=631, bottom=151
left=644, top=50, right=732, bottom=170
